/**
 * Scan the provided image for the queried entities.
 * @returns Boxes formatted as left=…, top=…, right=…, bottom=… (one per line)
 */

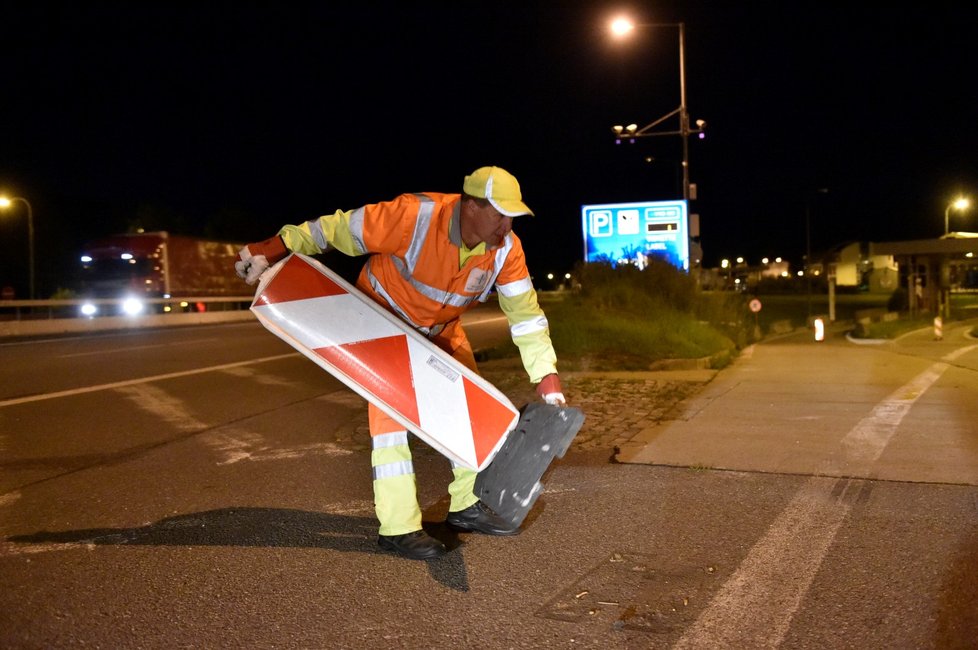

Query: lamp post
left=805, top=188, right=829, bottom=320
left=944, top=197, right=971, bottom=236
left=609, top=17, right=705, bottom=204
left=939, top=196, right=971, bottom=322
left=0, top=195, right=35, bottom=299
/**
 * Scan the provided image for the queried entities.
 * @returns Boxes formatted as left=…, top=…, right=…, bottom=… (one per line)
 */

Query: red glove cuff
left=535, top=373, right=562, bottom=398
left=239, top=235, right=289, bottom=264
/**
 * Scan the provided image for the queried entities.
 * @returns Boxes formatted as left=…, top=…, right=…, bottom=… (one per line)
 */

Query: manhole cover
left=537, top=552, right=720, bottom=634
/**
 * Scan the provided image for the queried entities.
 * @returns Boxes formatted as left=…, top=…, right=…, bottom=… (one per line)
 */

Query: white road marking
left=0, top=353, right=298, bottom=408
left=316, top=391, right=365, bottom=408
left=203, top=430, right=354, bottom=465
left=115, top=383, right=206, bottom=432
left=839, top=362, right=946, bottom=466
left=110, top=384, right=355, bottom=466
left=0, top=540, right=96, bottom=556
left=218, top=365, right=303, bottom=388
left=675, top=477, right=853, bottom=649
left=676, top=360, right=947, bottom=649
left=943, top=343, right=978, bottom=362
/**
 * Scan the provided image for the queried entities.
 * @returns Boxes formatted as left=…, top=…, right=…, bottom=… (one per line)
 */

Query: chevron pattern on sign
left=464, top=375, right=524, bottom=467
left=250, top=254, right=520, bottom=471
left=314, top=334, right=421, bottom=428
left=254, top=254, right=347, bottom=306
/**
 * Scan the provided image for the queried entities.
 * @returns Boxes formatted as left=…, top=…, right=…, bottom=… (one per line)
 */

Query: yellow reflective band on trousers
left=448, top=465, right=479, bottom=513
left=371, top=436, right=422, bottom=536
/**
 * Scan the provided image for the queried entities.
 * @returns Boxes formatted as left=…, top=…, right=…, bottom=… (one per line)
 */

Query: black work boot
left=377, top=530, right=447, bottom=560
left=446, top=501, right=520, bottom=536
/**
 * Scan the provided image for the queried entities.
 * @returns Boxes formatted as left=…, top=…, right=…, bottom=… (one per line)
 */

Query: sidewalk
left=611, top=324, right=978, bottom=486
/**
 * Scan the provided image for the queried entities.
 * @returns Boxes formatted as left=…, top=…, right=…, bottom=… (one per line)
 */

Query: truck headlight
left=80, top=302, right=98, bottom=317
left=122, top=297, right=144, bottom=316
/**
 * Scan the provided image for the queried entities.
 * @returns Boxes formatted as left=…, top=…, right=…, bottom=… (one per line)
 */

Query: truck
left=77, top=231, right=248, bottom=316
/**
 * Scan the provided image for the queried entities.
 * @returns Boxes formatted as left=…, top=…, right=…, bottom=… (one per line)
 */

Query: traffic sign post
left=749, top=298, right=762, bottom=340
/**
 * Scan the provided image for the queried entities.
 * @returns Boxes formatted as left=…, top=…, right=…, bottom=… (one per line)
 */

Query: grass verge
left=483, top=260, right=744, bottom=370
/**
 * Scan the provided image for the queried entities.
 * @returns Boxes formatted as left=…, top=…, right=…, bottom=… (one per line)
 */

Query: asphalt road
left=1, top=313, right=977, bottom=648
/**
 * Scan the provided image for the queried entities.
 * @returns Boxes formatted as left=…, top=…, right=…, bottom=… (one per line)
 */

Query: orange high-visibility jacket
left=278, top=192, right=558, bottom=383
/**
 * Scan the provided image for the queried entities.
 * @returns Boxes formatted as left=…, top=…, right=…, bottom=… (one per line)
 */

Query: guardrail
left=0, top=296, right=257, bottom=338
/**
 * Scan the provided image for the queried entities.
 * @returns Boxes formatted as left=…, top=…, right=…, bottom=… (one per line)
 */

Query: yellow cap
left=462, top=166, right=534, bottom=217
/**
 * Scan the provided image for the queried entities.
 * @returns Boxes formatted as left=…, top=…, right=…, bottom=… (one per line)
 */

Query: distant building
left=869, top=232, right=978, bottom=319
left=821, top=242, right=897, bottom=293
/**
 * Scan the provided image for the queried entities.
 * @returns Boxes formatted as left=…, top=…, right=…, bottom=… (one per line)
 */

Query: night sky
left=2, top=1, right=976, bottom=297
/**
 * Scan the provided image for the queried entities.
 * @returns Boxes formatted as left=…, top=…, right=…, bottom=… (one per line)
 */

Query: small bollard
left=813, top=317, right=825, bottom=342
left=934, top=316, right=943, bottom=341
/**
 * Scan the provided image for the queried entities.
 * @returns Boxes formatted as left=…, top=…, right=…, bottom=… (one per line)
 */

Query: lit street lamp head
left=0, top=194, right=36, bottom=299
left=944, top=196, right=972, bottom=235
left=602, top=17, right=696, bottom=203
left=610, top=17, right=635, bottom=37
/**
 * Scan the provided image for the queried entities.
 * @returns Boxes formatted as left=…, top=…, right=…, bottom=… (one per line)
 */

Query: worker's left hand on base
left=535, top=373, right=566, bottom=406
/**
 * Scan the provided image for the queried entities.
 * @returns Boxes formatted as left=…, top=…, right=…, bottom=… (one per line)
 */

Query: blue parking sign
left=581, top=200, right=689, bottom=271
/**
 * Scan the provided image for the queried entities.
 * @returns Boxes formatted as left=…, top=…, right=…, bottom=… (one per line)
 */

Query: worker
left=235, top=166, right=566, bottom=560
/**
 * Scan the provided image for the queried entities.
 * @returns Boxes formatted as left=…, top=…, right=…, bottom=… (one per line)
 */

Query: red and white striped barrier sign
left=251, top=254, right=520, bottom=471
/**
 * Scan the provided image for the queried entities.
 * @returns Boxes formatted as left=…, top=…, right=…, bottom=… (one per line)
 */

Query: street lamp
left=608, top=16, right=706, bottom=203
left=944, top=196, right=971, bottom=236
left=0, top=195, right=35, bottom=299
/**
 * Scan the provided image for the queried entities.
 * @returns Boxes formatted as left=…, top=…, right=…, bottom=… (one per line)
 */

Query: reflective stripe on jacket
left=278, top=192, right=557, bottom=382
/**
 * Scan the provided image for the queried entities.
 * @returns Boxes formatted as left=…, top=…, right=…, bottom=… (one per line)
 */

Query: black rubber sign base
left=474, top=402, right=586, bottom=528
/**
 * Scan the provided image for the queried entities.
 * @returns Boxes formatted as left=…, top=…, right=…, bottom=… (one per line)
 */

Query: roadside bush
left=541, top=260, right=743, bottom=369
left=573, top=257, right=698, bottom=313
left=887, top=287, right=908, bottom=312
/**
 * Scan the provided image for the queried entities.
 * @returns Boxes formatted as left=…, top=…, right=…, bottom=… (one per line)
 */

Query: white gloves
left=234, top=252, right=270, bottom=286
left=234, top=235, right=289, bottom=286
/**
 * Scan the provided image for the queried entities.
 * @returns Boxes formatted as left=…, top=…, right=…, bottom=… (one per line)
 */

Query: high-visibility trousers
left=369, top=319, right=481, bottom=536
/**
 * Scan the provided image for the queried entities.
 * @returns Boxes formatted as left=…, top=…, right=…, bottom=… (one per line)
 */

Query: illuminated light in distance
left=80, top=303, right=98, bottom=317
left=121, top=253, right=133, bottom=260
left=122, top=297, right=144, bottom=316
left=80, top=255, right=93, bottom=263
left=814, top=317, right=825, bottom=342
